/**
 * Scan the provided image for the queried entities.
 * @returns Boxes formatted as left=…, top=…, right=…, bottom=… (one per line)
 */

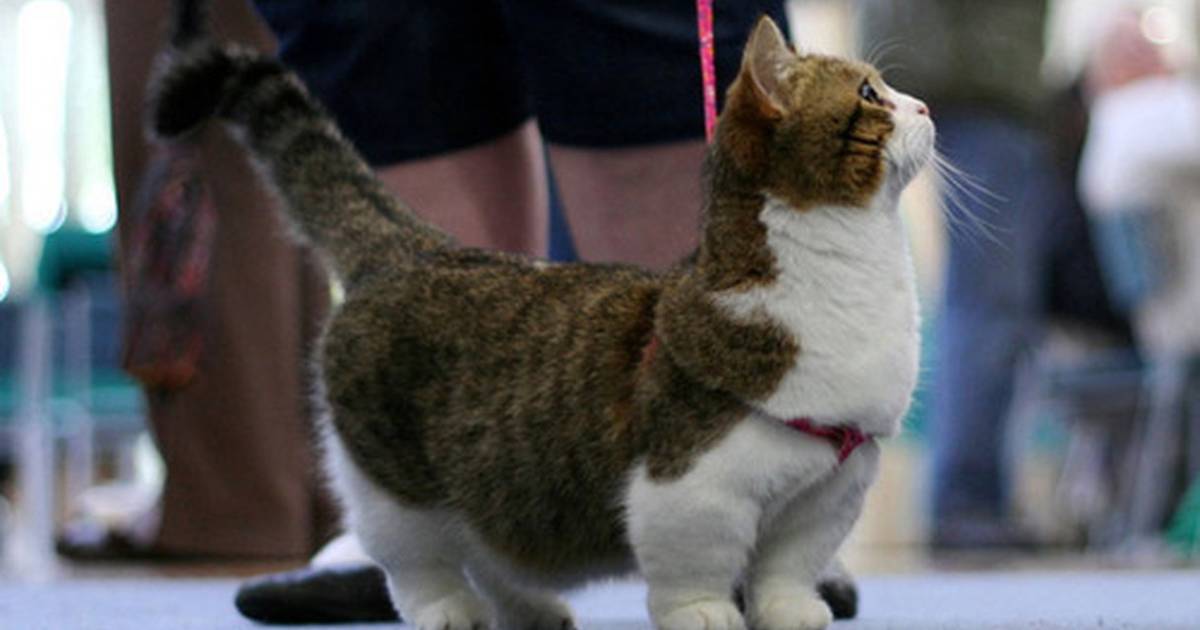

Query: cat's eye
left=858, top=80, right=882, bottom=105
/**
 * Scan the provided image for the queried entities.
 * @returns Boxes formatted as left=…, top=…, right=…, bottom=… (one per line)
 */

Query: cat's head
left=718, top=17, right=934, bottom=208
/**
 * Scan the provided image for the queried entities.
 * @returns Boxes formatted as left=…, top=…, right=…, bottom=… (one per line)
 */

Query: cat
left=150, top=3, right=932, bottom=628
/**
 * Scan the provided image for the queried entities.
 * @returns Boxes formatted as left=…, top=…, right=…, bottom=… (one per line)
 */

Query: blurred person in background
left=1080, top=7, right=1200, bottom=356
left=57, top=0, right=337, bottom=562
left=858, top=0, right=1130, bottom=550
left=1078, top=6, right=1200, bottom=543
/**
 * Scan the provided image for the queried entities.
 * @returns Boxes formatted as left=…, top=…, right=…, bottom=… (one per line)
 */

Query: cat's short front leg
left=654, top=597, right=746, bottom=630
left=751, top=582, right=833, bottom=630
left=627, top=467, right=759, bottom=630
left=747, top=442, right=879, bottom=630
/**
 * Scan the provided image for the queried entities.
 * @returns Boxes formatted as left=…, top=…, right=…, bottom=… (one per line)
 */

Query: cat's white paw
left=495, top=593, right=577, bottom=630
left=655, top=599, right=746, bottom=630
left=752, top=592, right=833, bottom=630
left=412, top=591, right=491, bottom=630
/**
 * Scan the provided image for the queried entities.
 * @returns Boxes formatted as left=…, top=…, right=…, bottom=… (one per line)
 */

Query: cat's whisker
left=931, top=152, right=1004, bottom=211
left=861, top=36, right=905, bottom=71
left=936, top=184, right=1008, bottom=252
left=874, top=63, right=905, bottom=80
left=933, top=153, right=1003, bottom=202
left=928, top=153, right=1009, bottom=251
left=935, top=171, right=1005, bottom=233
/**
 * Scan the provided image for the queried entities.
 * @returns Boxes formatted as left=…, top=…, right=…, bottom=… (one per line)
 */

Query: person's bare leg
left=376, top=121, right=549, bottom=256
left=549, top=139, right=706, bottom=269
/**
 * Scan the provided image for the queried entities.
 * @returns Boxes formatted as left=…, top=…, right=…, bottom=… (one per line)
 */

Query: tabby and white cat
left=151, top=4, right=932, bottom=628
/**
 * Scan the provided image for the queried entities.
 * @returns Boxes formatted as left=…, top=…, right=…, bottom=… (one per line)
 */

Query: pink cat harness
left=785, top=418, right=871, bottom=464
left=639, top=334, right=871, bottom=465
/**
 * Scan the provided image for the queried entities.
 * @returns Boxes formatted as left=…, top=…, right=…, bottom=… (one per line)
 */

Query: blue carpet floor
left=2, top=571, right=1198, bottom=629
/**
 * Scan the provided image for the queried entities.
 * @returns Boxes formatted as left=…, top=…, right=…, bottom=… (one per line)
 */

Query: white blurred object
left=1137, top=199, right=1200, bottom=356
left=66, top=482, right=161, bottom=548
left=5, top=296, right=56, bottom=580
left=786, top=0, right=853, bottom=56
left=1079, top=75, right=1200, bottom=356
left=0, top=115, right=10, bottom=215
left=1044, top=0, right=1199, bottom=87
left=1079, top=76, right=1200, bottom=214
left=15, top=0, right=72, bottom=234
left=67, top=0, right=117, bottom=234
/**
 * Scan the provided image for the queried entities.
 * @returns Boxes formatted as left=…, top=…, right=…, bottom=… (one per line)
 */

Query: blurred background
left=0, top=0, right=1196, bottom=593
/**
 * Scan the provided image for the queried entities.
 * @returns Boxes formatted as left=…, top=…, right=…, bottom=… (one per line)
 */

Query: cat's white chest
left=716, top=198, right=920, bottom=436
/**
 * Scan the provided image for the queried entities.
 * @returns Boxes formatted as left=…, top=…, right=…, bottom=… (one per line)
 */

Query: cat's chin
left=884, top=119, right=936, bottom=190
left=884, top=152, right=933, bottom=194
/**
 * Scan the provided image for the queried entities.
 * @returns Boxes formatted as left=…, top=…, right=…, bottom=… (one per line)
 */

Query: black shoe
left=235, top=564, right=400, bottom=624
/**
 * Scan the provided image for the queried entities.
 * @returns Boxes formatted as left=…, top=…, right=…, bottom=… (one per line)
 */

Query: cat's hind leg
left=363, top=508, right=489, bottom=630
left=466, top=558, right=577, bottom=630
left=325, top=435, right=490, bottom=630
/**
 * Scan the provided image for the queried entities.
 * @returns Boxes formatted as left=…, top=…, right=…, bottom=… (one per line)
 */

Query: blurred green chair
left=3, top=228, right=146, bottom=573
left=1026, top=342, right=1144, bottom=546
left=1167, top=473, right=1200, bottom=558
left=37, top=228, right=144, bottom=494
left=36, top=228, right=146, bottom=504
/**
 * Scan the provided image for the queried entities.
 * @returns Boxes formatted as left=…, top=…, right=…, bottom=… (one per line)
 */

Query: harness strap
left=785, top=417, right=871, bottom=464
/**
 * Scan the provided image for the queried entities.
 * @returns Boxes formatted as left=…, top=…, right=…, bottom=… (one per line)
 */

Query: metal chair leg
left=8, top=297, right=56, bottom=578
left=1126, top=359, right=1188, bottom=542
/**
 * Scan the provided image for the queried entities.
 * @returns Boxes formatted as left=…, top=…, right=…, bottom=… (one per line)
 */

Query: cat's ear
left=740, top=16, right=792, bottom=119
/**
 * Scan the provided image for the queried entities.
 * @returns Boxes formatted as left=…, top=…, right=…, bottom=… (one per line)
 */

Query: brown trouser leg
left=106, top=0, right=333, bottom=559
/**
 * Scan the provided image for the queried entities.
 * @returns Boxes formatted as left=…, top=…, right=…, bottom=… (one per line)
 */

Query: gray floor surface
left=1, top=571, right=1198, bottom=629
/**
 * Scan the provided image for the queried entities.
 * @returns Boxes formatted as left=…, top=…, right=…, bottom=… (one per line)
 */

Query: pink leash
left=695, top=0, right=718, bottom=143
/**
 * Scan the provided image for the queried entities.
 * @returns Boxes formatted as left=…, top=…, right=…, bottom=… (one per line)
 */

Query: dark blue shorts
left=252, top=0, right=787, bottom=166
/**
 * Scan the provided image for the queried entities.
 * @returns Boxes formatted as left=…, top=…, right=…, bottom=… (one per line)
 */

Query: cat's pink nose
left=916, top=101, right=930, bottom=116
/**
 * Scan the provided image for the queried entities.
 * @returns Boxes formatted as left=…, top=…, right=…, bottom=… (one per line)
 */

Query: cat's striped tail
left=149, top=0, right=455, bottom=288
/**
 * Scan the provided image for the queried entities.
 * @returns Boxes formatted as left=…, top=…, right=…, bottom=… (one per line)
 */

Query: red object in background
left=121, top=145, right=216, bottom=391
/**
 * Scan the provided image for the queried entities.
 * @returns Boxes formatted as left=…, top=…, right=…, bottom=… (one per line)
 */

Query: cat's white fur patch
left=712, top=81, right=930, bottom=438
left=626, top=413, right=842, bottom=580
left=627, top=412, right=880, bottom=629
left=714, top=195, right=921, bottom=437
left=309, top=531, right=372, bottom=567
left=325, top=429, right=598, bottom=628
left=325, top=431, right=507, bottom=628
